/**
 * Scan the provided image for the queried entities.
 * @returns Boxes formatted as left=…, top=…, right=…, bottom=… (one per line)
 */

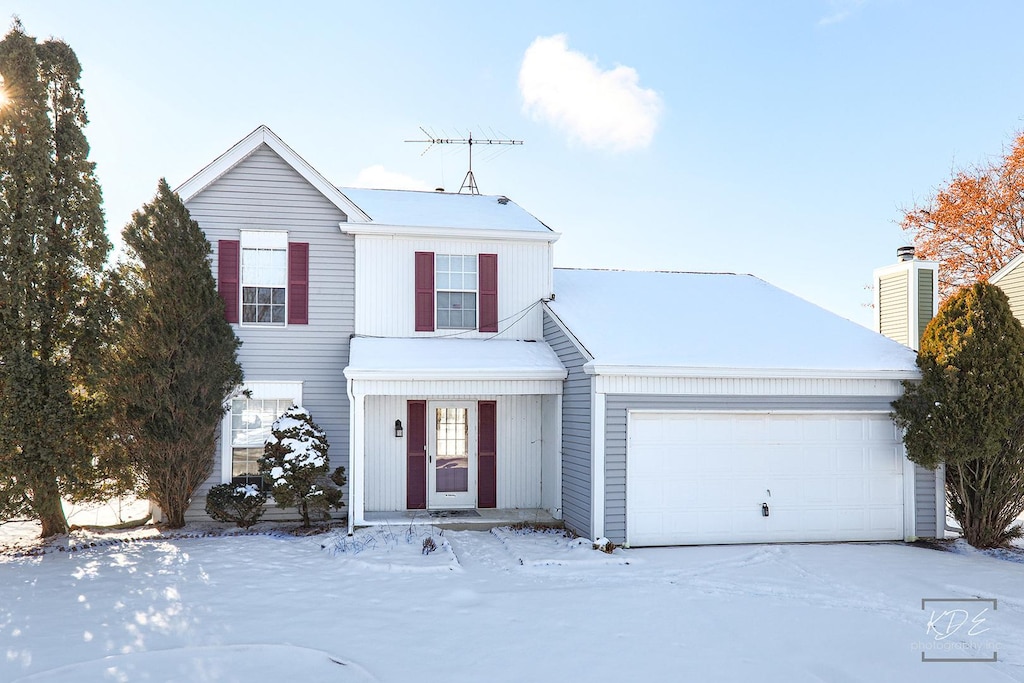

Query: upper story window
left=217, top=232, right=309, bottom=327
left=436, top=254, right=477, bottom=329
left=242, top=247, right=287, bottom=324
left=415, top=251, right=497, bottom=334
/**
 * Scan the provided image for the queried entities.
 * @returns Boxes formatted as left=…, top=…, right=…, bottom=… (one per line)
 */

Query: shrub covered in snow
left=259, top=406, right=344, bottom=527
left=205, top=483, right=267, bottom=528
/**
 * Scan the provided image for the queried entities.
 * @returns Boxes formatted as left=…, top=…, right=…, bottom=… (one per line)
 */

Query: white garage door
left=626, top=412, right=906, bottom=546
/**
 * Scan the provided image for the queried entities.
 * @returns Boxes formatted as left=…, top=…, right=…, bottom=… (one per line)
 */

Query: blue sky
left=6, top=1, right=1024, bottom=329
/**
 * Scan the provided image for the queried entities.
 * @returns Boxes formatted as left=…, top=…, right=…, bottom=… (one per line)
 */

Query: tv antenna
left=406, top=127, right=523, bottom=195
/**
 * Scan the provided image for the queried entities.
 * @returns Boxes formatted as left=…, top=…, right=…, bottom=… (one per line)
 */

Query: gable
left=990, top=252, right=1024, bottom=324
left=175, top=125, right=369, bottom=221
left=186, top=143, right=347, bottom=224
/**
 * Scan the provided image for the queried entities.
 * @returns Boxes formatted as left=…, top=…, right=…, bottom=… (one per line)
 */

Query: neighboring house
left=174, top=125, right=941, bottom=546
left=987, top=251, right=1024, bottom=323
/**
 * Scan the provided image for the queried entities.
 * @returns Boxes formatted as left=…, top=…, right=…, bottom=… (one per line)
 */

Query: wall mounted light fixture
left=395, top=419, right=404, bottom=438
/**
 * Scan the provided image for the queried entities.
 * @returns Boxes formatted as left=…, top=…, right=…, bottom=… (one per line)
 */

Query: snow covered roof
left=345, top=337, right=567, bottom=381
left=338, top=188, right=557, bottom=238
left=546, top=269, right=920, bottom=378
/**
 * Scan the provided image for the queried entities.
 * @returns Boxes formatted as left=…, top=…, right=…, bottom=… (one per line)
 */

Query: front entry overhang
left=344, top=337, right=567, bottom=533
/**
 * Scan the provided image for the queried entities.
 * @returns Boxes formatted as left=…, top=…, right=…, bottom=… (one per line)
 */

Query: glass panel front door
left=428, top=402, right=477, bottom=508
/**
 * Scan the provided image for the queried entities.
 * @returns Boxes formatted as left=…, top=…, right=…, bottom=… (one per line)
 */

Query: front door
left=427, top=401, right=477, bottom=509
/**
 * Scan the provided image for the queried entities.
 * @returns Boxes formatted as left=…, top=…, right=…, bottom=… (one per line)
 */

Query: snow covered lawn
left=2, top=523, right=1023, bottom=682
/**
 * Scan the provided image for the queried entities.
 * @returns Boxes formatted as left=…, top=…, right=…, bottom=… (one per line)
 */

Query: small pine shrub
left=205, top=483, right=267, bottom=528
left=260, top=405, right=345, bottom=527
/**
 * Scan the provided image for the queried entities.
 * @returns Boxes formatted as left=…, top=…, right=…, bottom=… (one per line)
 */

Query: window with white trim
left=229, top=398, right=292, bottom=487
left=435, top=254, right=477, bottom=329
left=240, top=230, right=287, bottom=325
left=225, top=381, right=302, bottom=488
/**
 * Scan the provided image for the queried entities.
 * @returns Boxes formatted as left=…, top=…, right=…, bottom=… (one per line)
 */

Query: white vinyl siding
left=353, top=234, right=552, bottom=340
left=363, top=395, right=544, bottom=512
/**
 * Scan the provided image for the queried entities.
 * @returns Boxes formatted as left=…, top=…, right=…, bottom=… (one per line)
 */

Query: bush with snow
left=259, top=406, right=344, bottom=527
left=205, top=483, right=268, bottom=528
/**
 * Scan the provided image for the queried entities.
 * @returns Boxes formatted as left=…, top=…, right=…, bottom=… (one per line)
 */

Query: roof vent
left=497, top=196, right=509, bottom=205
left=435, top=187, right=445, bottom=193
left=897, top=245, right=915, bottom=262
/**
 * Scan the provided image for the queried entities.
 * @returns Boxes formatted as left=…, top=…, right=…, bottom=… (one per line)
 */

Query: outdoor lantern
left=395, top=419, right=403, bottom=438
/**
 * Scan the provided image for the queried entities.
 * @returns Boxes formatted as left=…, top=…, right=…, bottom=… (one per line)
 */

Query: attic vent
left=497, top=196, right=509, bottom=205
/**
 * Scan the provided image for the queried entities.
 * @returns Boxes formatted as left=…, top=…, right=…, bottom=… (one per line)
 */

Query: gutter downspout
left=346, top=374, right=356, bottom=537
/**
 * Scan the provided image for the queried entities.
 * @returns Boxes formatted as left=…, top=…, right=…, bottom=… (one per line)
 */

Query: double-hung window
left=240, top=230, right=288, bottom=325
left=225, top=382, right=303, bottom=488
left=435, top=254, right=477, bottom=329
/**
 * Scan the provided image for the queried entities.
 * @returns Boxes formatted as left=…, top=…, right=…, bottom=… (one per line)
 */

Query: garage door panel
left=869, top=446, right=901, bottom=471
left=627, top=412, right=906, bottom=546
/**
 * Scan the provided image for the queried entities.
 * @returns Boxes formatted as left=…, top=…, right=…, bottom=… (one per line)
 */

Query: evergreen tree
left=0, top=21, right=110, bottom=537
left=892, top=282, right=1024, bottom=548
left=260, top=406, right=344, bottom=527
left=110, top=179, right=243, bottom=528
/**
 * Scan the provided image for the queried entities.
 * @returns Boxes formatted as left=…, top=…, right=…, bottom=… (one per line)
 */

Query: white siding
left=363, top=395, right=545, bottom=511
left=353, top=379, right=562, bottom=396
left=594, top=375, right=906, bottom=397
left=183, top=143, right=354, bottom=521
left=353, top=234, right=551, bottom=340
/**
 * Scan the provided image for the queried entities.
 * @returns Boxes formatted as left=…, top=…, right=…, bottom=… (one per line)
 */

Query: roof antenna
left=406, top=127, right=523, bottom=195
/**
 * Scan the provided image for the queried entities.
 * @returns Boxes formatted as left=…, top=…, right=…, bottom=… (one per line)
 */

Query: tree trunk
left=35, top=476, right=69, bottom=537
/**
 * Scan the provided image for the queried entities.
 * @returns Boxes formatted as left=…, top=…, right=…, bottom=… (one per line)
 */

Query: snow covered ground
left=2, top=517, right=1023, bottom=682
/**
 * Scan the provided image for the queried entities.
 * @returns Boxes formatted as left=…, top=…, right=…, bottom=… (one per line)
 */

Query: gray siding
left=183, top=144, right=354, bottom=521
left=603, top=395, right=937, bottom=544
left=914, top=464, right=939, bottom=538
left=543, top=311, right=592, bottom=539
left=917, top=268, right=934, bottom=344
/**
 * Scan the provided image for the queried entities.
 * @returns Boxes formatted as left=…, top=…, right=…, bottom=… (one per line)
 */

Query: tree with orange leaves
left=902, top=131, right=1024, bottom=299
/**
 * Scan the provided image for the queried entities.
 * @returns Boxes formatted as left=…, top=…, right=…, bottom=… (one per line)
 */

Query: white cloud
left=518, top=34, right=662, bottom=153
left=819, top=0, right=867, bottom=26
left=350, top=165, right=431, bottom=191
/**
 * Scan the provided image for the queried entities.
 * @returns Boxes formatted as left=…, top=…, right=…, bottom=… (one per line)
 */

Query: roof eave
left=990, top=252, right=1024, bottom=284
left=343, top=368, right=568, bottom=381
left=175, top=125, right=371, bottom=222
left=582, top=362, right=920, bottom=381
left=340, top=222, right=560, bottom=243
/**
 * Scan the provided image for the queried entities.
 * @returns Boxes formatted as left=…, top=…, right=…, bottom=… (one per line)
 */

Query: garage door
left=626, top=412, right=906, bottom=546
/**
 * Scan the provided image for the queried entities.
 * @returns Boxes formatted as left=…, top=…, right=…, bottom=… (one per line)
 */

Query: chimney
left=873, top=247, right=939, bottom=351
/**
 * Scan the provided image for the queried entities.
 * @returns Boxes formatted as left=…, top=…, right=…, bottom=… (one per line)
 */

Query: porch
left=362, top=507, right=561, bottom=531
left=344, top=337, right=568, bottom=534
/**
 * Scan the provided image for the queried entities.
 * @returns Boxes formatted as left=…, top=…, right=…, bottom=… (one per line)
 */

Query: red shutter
left=288, top=242, right=309, bottom=325
left=479, top=253, right=498, bottom=333
left=218, top=240, right=240, bottom=324
left=414, top=251, right=435, bottom=332
left=478, top=400, right=497, bottom=508
left=407, top=400, right=427, bottom=510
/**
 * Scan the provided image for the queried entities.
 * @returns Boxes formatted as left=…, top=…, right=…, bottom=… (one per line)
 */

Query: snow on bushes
left=259, top=405, right=345, bottom=527
left=205, top=484, right=268, bottom=528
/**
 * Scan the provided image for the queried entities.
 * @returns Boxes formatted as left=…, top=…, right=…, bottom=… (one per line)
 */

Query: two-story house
left=175, top=126, right=943, bottom=547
